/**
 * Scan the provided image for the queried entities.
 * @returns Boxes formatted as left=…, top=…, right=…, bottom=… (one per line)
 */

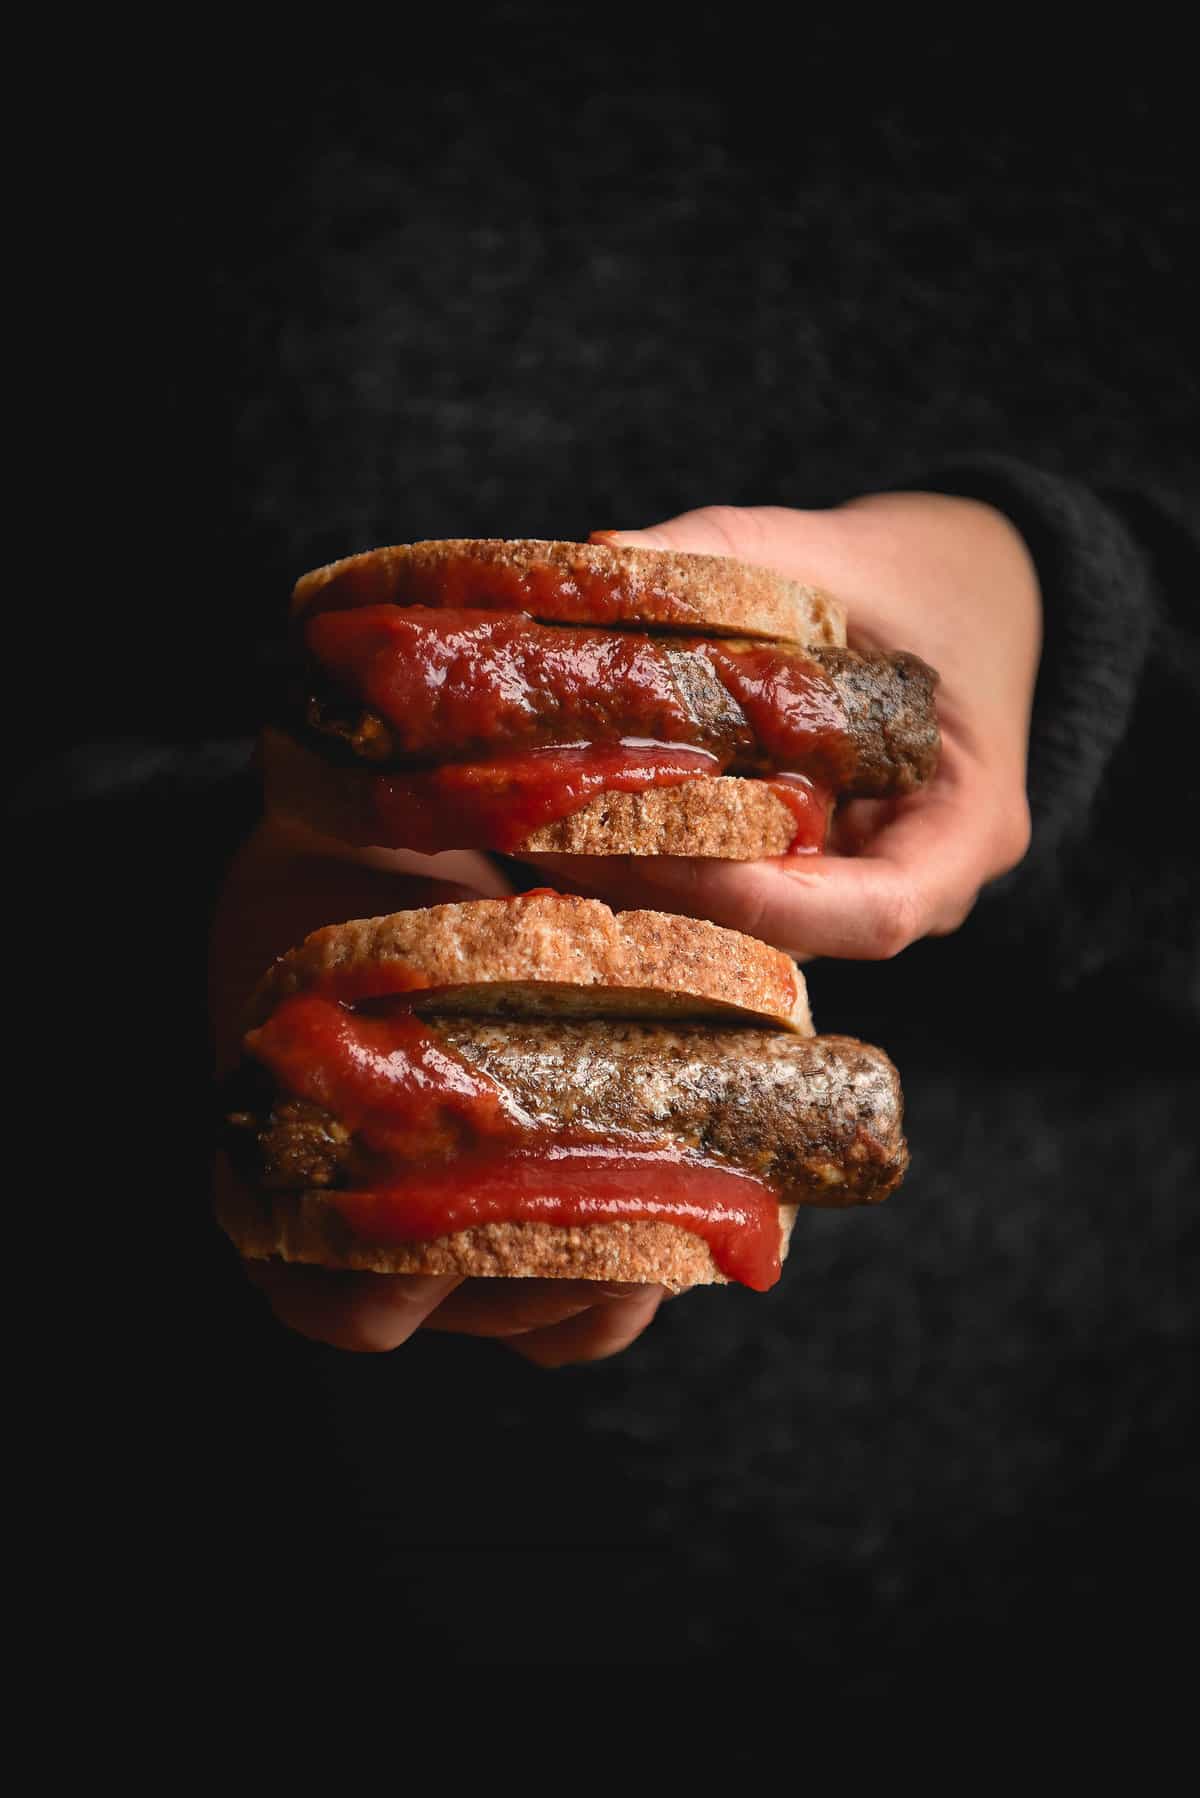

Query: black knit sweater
left=918, top=459, right=1199, bottom=1015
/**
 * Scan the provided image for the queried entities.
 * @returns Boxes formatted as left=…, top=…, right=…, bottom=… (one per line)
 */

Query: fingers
left=501, top=1286, right=665, bottom=1369
left=596, top=496, right=1040, bottom=702
left=246, top=1260, right=461, bottom=1353
left=564, top=507, right=1034, bottom=958
left=593, top=506, right=840, bottom=574
left=245, top=1258, right=661, bottom=1364
left=209, top=817, right=512, bottom=1067
left=524, top=848, right=926, bottom=959
left=525, top=751, right=1027, bottom=960
left=260, top=731, right=519, bottom=892
left=422, top=1279, right=647, bottom=1337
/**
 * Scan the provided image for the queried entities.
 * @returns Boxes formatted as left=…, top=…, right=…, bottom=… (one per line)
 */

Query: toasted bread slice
left=292, top=537, right=846, bottom=645
left=246, top=889, right=811, bottom=1033
left=519, top=776, right=803, bottom=856
left=264, top=728, right=814, bottom=863
left=216, top=1175, right=799, bottom=1293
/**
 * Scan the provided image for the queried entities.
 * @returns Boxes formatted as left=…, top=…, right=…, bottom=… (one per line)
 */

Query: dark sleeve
left=915, top=458, right=1199, bottom=1019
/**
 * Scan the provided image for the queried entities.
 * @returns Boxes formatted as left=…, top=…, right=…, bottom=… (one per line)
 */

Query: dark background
left=43, top=15, right=1198, bottom=1671
left=135, top=15, right=1196, bottom=748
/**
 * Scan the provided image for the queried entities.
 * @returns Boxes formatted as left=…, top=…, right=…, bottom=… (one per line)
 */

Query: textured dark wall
left=73, top=18, right=1197, bottom=1670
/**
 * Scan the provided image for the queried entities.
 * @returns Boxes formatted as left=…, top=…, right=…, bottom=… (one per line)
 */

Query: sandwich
left=218, top=891, right=908, bottom=1292
left=269, top=536, right=940, bottom=859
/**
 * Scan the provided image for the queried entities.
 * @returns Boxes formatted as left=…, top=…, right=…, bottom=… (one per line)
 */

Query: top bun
left=291, top=537, right=846, bottom=646
left=246, top=890, right=812, bottom=1035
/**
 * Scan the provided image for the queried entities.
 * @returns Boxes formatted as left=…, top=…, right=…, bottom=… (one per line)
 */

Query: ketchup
left=246, top=996, right=515, bottom=1160
left=305, top=606, right=756, bottom=761
left=246, top=993, right=783, bottom=1289
left=348, top=747, right=830, bottom=855
left=302, top=608, right=841, bottom=855
left=698, top=640, right=855, bottom=785
left=300, top=549, right=738, bottom=630
left=335, top=1149, right=781, bottom=1291
left=303, top=606, right=854, bottom=780
left=763, top=773, right=830, bottom=855
left=361, top=741, right=725, bottom=853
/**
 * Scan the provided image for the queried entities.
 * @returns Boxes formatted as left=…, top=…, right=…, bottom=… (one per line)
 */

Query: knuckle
left=329, top=1312, right=408, bottom=1354
left=729, top=877, right=774, bottom=946
left=929, top=892, right=978, bottom=938
left=993, top=797, right=1033, bottom=872
left=331, top=1328, right=394, bottom=1355
left=869, top=884, right=924, bottom=958
left=507, top=1338, right=576, bottom=1370
left=685, top=505, right=763, bottom=561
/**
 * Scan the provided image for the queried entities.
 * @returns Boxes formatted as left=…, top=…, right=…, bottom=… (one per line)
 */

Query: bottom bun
left=217, top=1173, right=797, bottom=1293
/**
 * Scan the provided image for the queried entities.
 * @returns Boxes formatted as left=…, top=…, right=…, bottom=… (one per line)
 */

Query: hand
left=210, top=816, right=664, bottom=1363
left=529, top=494, right=1040, bottom=959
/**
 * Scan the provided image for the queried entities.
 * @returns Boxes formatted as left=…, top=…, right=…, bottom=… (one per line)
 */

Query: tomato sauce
left=323, top=742, right=830, bottom=854
left=304, top=605, right=853, bottom=782
left=334, top=1149, right=782, bottom=1291
left=351, top=744, right=830, bottom=854
left=763, top=773, right=831, bottom=854
left=299, top=547, right=747, bottom=631
left=301, top=606, right=839, bottom=853
left=246, top=993, right=783, bottom=1289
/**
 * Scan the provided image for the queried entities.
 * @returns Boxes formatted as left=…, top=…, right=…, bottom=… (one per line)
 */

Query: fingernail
left=588, top=528, right=667, bottom=549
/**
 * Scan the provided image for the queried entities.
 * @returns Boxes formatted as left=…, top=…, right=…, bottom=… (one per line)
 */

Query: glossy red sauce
left=360, top=741, right=726, bottom=853
left=764, top=773, right=831, bottom=854
left=306, top=606, right=756, bottom=761
left=334, top=1149, right=781, bottom=1291
left=700, top=640, right=854, bottom=783
left=302, top=551, right=730, bottom=630
left=304, top=606, right=853, bottom=782
left=247, top=996, right=514, bottom=1160
left=246, top=993, right=782, bottom=1288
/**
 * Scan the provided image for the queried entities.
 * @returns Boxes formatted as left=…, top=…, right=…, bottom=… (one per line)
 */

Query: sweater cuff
left=901, top=456, right=1156, bottom=866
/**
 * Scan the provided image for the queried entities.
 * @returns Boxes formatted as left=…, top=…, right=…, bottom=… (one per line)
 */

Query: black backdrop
left=48, top=15, right=1198, bottom=1671
left=137, top=16, right=1196, bottom=747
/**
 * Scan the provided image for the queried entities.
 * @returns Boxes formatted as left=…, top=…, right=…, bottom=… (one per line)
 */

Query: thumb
left=590, top=525, right=678, bottom=551
left=590, top=507, right=794, bottom=563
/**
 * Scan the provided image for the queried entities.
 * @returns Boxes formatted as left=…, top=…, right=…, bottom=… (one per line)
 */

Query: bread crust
left=246, top=889, right=812, bottom=1034
left=264, top=728, right=813, bottom=865
left=291, top=537, right=846, bottom=646
left=217, top=1175, right=798, bottom=1293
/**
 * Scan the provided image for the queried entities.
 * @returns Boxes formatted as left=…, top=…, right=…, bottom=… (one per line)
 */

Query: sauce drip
left=763, top=772, right=830, bottom=854
left=699, top=640, right=850, bottom=777
left=247, top=996, right=514, bottom=1160
left=246, top=993, right=783, bottom=1289
left=335, top=1148, right=781, bottom=1291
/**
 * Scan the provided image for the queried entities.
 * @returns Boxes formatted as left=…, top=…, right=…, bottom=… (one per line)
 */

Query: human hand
left=211, top=816, right=664, bottom=1363
left=527, top=494, right=1040, bottom=957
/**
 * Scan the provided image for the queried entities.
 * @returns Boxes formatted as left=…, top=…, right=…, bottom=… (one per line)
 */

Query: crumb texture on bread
left=517, top=775, right=800, bottom=857
left=291, top=537, right=847, bottom=647
left=247, top=890, right=812, bottom=1034
left=216, top=1177, right=798, bottom=1293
